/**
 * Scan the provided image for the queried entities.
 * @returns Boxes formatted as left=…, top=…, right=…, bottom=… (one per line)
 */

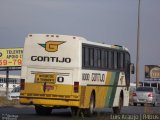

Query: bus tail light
left=74, top=82, right=79, bottom=93
left=20, top=79, right=25, bottom=90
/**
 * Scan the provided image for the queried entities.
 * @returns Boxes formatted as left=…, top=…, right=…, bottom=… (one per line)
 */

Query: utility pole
left=136, top=0, right=141, bottom=88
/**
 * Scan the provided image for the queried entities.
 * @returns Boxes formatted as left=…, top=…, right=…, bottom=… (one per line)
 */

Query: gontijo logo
left=31, top=41, right=71, bottom=63
left=39, top=41, right=65, bottom=52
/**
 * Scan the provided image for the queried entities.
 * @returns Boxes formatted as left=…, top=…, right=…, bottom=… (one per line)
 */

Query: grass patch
left=0, top=96, right=19, bottom=106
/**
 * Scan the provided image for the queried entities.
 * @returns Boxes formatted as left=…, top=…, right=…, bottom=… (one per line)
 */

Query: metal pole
left=136, top=0, right=141, bottom=88
left=6, top=67, right=9, bottom=96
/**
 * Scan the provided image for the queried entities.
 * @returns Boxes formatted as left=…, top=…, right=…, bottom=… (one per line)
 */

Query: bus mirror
left=130, top=63, right=135, bottom=74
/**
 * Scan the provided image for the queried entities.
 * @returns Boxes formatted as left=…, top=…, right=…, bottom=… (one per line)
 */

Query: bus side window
left=94, top=48, right=98, bottom=68
left=89, top=48, right=94, bottom=67
left=120, top=52, right=124, bottom=69
left=109, top=51, right=114, bottom=69
left=82, top=47, right=85, bottom=67
left=105, top=51, right=108, bottom=69
left=114, top=51, right=117, bottom=69
left=117, top=52, right=124, bottom=70
left=82, top=47, right=89, bottom=67
left=97, top=49, right=101, bottom=68
left=124, top=52, right=131, bottom=88
left=101, top=50, right=105, bottom=68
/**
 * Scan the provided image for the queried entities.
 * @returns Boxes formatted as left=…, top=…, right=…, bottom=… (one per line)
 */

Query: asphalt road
left=0, top=105, right=160, bottom=120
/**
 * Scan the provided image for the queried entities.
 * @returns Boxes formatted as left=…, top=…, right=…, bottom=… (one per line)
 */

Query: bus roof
left=27, top=34, right=129, bottom=51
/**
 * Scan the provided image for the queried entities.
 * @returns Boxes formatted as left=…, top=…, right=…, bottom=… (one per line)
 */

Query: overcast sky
left=0, top=0, right=160, bottom=82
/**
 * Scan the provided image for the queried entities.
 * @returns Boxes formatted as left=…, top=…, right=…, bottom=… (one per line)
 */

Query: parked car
left=7, top=86, right=20, bottom=100
left=129, top=83, right=136, bottom=105
left=132, top=86, right=160, bottom=106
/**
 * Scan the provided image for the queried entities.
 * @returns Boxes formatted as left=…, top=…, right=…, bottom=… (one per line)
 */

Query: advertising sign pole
left=6, top=67, right=9, bottom=96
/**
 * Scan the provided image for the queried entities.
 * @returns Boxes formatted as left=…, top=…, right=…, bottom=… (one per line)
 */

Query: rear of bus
left=20, top=34, right=82, bottom=114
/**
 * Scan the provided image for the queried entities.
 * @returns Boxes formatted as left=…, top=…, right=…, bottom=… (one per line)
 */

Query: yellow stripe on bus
left=105, top=72, right=112, bottom=85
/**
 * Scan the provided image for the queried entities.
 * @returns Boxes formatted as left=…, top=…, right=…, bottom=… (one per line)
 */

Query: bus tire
left=84, top=92, right=95, bottom=116
left=35, top=105, right=52, bottom=115
left=113, top=93, right=123, bottom=114
left=71, top=107, right=81, bottom=116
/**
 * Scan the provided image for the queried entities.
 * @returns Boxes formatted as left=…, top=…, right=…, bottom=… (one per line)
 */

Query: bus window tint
left=114, top=51, right=117, bottom=69
left=82, top=47, right=89, bottom=67
left=94, top=48, right=98, bottom=68
left=89, top=48, right=94, bottom=67
left=108, top=51, right=114, bottom=69
left=97, top=49, right=101, bottom=68
left=82, top=45, right=130, bottom=72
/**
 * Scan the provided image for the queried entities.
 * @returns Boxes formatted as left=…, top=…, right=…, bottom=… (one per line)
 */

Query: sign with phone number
left=0, top=48, right=23, bottom=67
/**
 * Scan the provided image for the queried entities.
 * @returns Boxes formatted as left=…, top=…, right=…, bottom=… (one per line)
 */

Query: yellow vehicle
left=20, top=34, right=134, bottom=115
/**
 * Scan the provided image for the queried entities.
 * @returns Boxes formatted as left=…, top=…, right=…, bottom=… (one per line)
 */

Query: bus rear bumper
left=19, top=97, right=80, bottom=107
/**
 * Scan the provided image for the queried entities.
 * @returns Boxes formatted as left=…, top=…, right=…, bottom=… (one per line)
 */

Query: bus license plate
left=35, top=73, right=57, bottom=83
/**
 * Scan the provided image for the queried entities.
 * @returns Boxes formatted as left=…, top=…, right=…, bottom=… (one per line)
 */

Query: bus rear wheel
left=113, top=94, right=123, bottom=114
left=35, top=105, right=52, bottom=115
left=84, top=93, right=95, bottom=116
left=71, top=107, right=81, bottom=116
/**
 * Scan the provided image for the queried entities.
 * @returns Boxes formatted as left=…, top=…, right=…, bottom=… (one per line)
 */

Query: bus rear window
left=136, top=87, right=153, bottom=92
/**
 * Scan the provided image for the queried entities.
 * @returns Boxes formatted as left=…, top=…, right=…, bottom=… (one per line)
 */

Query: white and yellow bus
left=20, top=34, right=134, bottom=115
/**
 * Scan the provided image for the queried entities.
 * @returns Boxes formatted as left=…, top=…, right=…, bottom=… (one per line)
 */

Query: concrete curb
left=0, top=104, right=34, bottom=108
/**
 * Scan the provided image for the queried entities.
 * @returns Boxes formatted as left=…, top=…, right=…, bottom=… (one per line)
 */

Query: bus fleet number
left=82, top=73, right=90, bottom=81
left=82, top=73, right=105, bottom=82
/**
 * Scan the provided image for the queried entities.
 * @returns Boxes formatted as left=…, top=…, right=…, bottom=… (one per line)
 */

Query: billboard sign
left=145, top=65, right=160, bottom=81
left=0, top=48, right=23, bottom=67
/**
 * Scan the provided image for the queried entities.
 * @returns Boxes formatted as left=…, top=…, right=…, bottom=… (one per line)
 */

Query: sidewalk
left=0, top=104, right=34, bottom=108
